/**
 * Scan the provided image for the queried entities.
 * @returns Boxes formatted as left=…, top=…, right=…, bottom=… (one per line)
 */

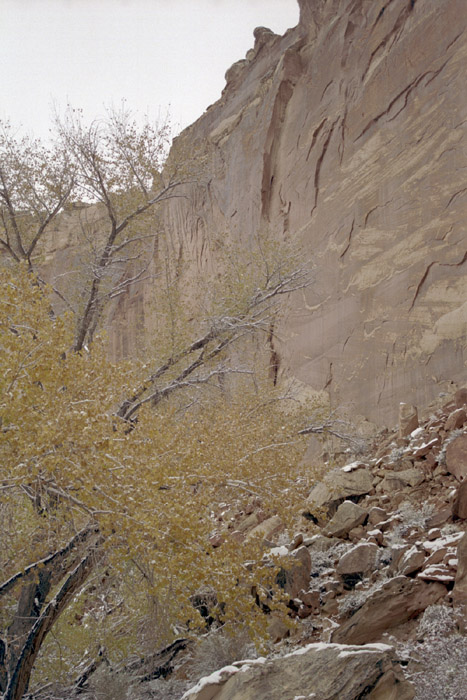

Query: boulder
left=331, top=576, right=446, bottom=645
left=368, top=507, right=388, bottom=525
left=445, top=433, right=467, bottom=481
left=324, top=501, right=368, bottom=538
left=378, top=468, right=425, bottom=493
left=417, top=564, right=455, bottom=583
left=307, top=465, right=373, bottom=509
left=304, top=534, right=340, bottom=552
left=181, top=642, right=415, bottom=700
left=336, top=542, right=379, bottom=576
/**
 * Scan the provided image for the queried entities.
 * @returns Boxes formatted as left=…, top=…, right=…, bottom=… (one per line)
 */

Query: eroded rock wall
left=160, top=0, right=467, bottom=425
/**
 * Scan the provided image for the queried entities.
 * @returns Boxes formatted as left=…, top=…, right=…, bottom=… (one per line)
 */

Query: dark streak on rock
left=444, top=30, right=465, bottom=54
left=355, top=61, right=451, bottom=142
left=310, top=120, right=338, bottom=217
left=409, top=262, right=437, bottom=312
left=340, top=218, right=355, bottom=259
left=320, top=80, right=334, bottom=101
left=409, top=251, right=467, bottom=311
left=339, top=108, right=348, bottom=165
left=444, top=188, right=467, bottom=211
left=363, top=2, right=410, bottom=82
left=306, top=118, right=327, bottom=162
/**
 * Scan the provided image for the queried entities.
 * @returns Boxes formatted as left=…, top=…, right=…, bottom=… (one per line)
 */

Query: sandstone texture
left=324, top=500, right=368, bottom=537
left=445, top=433, right=467, bottom=481
left=182, top=642, right=414, bottom=700
left=157, top=0, right=467, bottom=426
left=331, top=576, right=446, bottom=644
left=308, top=463, right=373, bottom=508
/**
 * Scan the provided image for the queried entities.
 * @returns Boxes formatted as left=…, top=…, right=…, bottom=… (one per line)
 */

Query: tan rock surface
left=331, top=576, right=446, bottom=644
left=453, top=482, right=467, bottom=519
left=308, top=465, right=373, bottom=507
left=156, top=0, right=467, bottom=427
left=445, top=433, right=467, bottom=481
left=336, top=542, right=379, bottom=575
left=324, top=500, right=368, bottom=537
left=36, top=1, right=467, bottom=427
left=181, top=642, right=415, bottom=700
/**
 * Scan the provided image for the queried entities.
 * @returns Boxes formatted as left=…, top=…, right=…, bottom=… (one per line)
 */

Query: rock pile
left=184, top=388, right=467, bottom=699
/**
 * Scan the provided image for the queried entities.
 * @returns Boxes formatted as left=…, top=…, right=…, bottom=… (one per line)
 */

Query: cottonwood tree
left=0, top=110, right=319, bottom=697
left=0, top=243, right=316, bottom=698
left=0, top=107, right=182, bottom=350
left=0, top=121, right=74, bottom=268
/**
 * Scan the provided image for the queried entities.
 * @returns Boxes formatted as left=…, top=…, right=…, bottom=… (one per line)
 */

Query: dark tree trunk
left=4, top=546, right=102, bottom=700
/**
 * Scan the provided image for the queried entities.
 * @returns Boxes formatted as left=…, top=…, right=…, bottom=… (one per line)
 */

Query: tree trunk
left=4, top=546, right=102, bottom=700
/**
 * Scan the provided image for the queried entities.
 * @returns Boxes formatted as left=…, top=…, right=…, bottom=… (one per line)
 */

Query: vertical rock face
left=160, top=0, right=467, bottom=425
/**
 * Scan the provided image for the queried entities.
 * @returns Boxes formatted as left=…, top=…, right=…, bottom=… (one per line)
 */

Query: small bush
left=87, top=665, right=132, bottom=700
left=417, top=604, right=457, bottom=639
left=187, top=627, right=257, bottom=683
left=386, top=501, right=435, bottom=542
left=409, top=635, right=467, bottom=700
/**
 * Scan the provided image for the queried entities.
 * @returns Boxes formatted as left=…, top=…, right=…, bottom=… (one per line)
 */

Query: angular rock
left=424, top=547, right=449, bottom=568
left=246, top=515, right=283, bottom=542
left=455, top=388, right=467, bottom=408
left=426, top=507, right=452, bottom=529
left=298, top=589, right=320, bottom=610
left=331, top=576, right=446, bottom=645
left=307, top=465, right=373, bottom=508
left=388, top=545, right=411, bottom=574
left=445, top=433, right=467, bottom=481
left=336, top=542, right=379, bottom=576
left=397, top=546, right=426, bottom=576
left=277, top=545, right=312, bottom=599
left=399, top=404, right=419, bottom=438
left=181, top=642, right=415, bottom=700
left=417, top=564, right=455, bottom=583
left=444, top=408, right=467, bottom=431
left=412, top=438, right=440, bottom=459
left=304, top=534, right=340, bottom=552
left=379, top=468, right=425, bottom=493
left=324, top=501, right=368, bottom=538
left=453, top=481, right=467, bottom=519
left=368, top=506, right=388, bottom=526
left=348, top=525, right=366, bottom=542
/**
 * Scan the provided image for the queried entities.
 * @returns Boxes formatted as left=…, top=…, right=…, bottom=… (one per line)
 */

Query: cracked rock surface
left=157, top=0, right=467, bottom=426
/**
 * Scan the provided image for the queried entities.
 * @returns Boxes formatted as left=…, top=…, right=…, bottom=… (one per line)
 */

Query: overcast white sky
left=0, top=0, right=299, bottom=140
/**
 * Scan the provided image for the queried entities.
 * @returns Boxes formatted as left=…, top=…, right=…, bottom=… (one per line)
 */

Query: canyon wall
left=158, top=0, right=467, bottom=426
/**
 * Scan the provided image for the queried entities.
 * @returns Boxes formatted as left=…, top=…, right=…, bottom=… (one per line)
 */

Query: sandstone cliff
left=159, top=0, right=467, bottom=426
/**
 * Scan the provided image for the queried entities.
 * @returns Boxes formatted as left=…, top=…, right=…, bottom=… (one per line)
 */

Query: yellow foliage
left=0, top=262, right=323, bottom=688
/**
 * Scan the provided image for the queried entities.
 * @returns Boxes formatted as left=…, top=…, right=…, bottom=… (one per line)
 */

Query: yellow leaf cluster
left=0, top=263, right=323, bottom=685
